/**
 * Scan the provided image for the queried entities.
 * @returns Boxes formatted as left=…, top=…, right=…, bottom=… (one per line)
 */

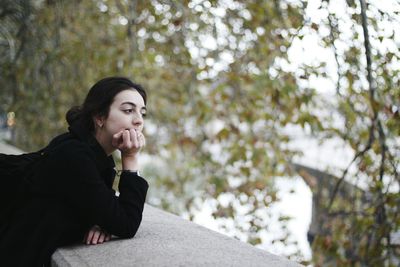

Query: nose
left=132, top=112, right=143, bottom=128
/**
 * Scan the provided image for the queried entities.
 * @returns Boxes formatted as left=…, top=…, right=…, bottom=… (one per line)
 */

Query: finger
left=91, top=230, right=101, bottom=245
left=86, top=229, right=95, bottom=245
left=136, top=133, right=143, bottom=148
left=122, top=130, right=131, bottom=149
left=113, top=130, right=124, bottom=140
left=98, top=232, right=106, bottom=244
left=105, top=234, right=111, bottom=242
left=130, top=129, right=139, bottom=148
left=112, top=131, right=124, bottom=148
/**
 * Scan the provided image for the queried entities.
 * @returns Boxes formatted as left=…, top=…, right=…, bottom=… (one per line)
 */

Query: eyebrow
left=121, top=101, right=147, bottom=112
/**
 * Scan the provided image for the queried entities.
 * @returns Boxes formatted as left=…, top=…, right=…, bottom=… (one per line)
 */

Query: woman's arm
left=82, top=129, right=146, bottom=244
left=50, top=142, right=148, bottom=239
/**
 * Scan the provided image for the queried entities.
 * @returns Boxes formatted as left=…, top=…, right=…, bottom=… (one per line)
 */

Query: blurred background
left=1, top=0, right=399, bottom=265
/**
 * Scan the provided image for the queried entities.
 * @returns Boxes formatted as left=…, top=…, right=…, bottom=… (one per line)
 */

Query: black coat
left=0, top=123, right=149, bottom=266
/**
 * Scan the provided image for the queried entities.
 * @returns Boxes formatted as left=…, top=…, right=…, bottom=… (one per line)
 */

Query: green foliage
left=298, top=0, right=400, bottom=265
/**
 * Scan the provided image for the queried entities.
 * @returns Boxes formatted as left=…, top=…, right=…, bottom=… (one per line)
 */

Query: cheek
left=106, top=114, right=131, bottom=132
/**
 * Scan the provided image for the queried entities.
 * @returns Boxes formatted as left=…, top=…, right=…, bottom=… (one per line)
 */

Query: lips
left=125, top=128, right=142, bottom=132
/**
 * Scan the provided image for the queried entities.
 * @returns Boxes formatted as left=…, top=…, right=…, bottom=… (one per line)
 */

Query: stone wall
left=52, top=205, right=301, bottom=267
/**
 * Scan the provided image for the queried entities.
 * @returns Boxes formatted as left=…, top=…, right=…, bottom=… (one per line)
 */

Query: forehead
left=113, top=89, right=145, bottom=107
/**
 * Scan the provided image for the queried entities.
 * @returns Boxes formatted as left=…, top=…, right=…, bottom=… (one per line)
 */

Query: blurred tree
left=292, top=0, right=400, bottom=265
left=1, top=0, right=309, bottom=260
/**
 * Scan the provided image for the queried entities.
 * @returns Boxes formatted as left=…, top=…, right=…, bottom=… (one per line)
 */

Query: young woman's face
left=102, top=89, right=146, bottom=135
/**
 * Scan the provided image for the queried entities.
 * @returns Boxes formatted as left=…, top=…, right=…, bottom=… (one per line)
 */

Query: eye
left=141, top=112, right=147, bottom=118
left=123, top=109, right=134, bottom=114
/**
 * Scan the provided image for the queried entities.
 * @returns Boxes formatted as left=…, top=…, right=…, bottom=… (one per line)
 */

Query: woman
left=0, top=77, right=149, bottom=266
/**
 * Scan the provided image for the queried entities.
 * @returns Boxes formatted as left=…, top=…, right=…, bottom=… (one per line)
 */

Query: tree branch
left=326, top=12, right=342, bottom=96
left=327, top=123, right=374, bottom=210
left=359, top=0, right=392, bottom=259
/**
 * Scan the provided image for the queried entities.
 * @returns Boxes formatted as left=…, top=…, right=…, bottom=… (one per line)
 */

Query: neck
left=94, top=130, right=114, bottom=156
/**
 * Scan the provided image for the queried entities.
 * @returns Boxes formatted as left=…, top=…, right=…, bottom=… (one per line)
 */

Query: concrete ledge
left=52, top=205, right=301, bottom=266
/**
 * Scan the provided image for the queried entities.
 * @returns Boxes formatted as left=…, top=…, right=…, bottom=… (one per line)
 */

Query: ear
left=94, top=115, right=105, bottom=129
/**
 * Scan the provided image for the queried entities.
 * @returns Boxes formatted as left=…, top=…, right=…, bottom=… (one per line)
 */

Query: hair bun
left=66, top=106, right=83, bottom=126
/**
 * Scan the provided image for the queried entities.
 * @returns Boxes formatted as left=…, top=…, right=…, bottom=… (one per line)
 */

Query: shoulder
left=40, top=139, right=99, bottom=182
left=47, top=135, right=96, bottom=163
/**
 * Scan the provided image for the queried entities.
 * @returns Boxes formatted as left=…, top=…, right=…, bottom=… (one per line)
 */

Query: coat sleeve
left=50, top=142, right=148, bottom=238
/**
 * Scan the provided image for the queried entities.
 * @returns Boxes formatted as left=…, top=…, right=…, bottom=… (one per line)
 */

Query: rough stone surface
left=52, top=205, right=301, bottom=267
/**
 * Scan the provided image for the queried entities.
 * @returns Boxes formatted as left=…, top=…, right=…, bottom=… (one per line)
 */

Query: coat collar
left=68, top=122, right=115, bottom=172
